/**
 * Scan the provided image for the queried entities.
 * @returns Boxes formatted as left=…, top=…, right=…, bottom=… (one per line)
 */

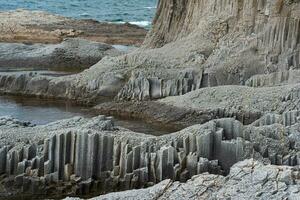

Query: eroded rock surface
left=0, top=0, right=299, bottom=104
left=0, top=38, right=120, bottom=70
left=0, top=0, right=300, bottom=199
left=0, top=9, right=147, bottom=46
left=68, top=159, right=299, bottom=200
left=0, top=114, right=299, bottom=199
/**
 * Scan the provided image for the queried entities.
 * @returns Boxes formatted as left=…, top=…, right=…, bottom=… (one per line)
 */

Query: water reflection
left=0, top=95, right=92, bottom=125
left=0, top=95, right=174, bottom=136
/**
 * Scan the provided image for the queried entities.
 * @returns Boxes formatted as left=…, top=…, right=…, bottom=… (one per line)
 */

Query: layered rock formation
left=118, top=0, right=300, bottom=100
left=95, top=83, right=300, bottom=129
left=0, top=10, right=146, bottom=46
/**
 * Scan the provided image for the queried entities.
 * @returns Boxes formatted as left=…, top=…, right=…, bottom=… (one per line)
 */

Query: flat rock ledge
left=0, top=38, right=121, bottom=70
left=0, top=112, right=299, bottom=199
left=0, top=9, right=147, bottom=46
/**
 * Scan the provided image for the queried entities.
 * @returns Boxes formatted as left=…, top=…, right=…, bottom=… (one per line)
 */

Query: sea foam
left=129, top=21, right=151, bottom=27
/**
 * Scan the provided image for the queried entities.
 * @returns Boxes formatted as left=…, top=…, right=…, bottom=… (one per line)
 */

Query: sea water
left=0, top=0, right=157, bottom=27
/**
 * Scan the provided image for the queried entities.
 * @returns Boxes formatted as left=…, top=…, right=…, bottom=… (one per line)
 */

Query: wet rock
left=0, top=116, right=33, bottom=127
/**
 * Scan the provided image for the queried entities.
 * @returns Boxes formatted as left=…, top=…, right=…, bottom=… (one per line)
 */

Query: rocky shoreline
left=0, top=9, right=146, bottom=46
left=0, top=10, right=145, bottom=71
left=0, top=0, right=300, bottom=199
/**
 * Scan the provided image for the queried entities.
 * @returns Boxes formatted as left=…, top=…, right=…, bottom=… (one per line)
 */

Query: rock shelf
left=0, top=10, right=146, bottom=46
left=0, top=38, right=121, bottom=70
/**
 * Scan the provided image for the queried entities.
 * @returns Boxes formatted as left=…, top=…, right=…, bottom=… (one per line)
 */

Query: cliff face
left=144, top=0, right=229, bottom=47
left=0, top=0, right=299, bottom=102
left=144, top=0, right=300, bottom=82
left=146, top=0, right=300, bottom=49
left=1, top=115, right=300, bottom=198
left=118, top=0, right=300, bottom=100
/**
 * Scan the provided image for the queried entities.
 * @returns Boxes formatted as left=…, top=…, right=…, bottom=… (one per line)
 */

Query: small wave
left=144, top=6, right=157, bottom=9
left=79, top=13, right=90, bottom=17
left=70, top=3, right=79, bottom=7
left=129, top=21, right=151, bottom=27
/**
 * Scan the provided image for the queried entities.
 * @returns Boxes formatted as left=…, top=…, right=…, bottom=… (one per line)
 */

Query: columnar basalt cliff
left=0, top=114, right=300, bottom=199
left=1, top=0, right=300, bottom=199
left=0, top=0, right=299, bottom=103
left=67, top=159, right=300, bottom=200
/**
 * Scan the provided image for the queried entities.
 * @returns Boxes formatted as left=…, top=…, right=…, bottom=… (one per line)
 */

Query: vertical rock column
left=0, top=147, right=8, bottom=174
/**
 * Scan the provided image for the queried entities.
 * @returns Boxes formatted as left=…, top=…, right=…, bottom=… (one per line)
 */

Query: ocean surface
left=0, top=0, right=157, bottom=27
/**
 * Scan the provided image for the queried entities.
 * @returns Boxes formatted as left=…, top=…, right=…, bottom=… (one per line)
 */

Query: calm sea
left=0, top=0, right=157, bottom=27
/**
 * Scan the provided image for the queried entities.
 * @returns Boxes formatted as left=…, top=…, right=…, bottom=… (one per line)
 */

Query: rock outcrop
left=1, top=0, right=300, bottom=199
left=0, top=114, right=300, bottom=199
left=246, top=69, right=300, bottom=87
left=0, top=38, right=120, bottom=70
left=95, top=83, right=300, bottom=129
left=0, top=9, right=147, bottom=46
left=125, top=0, right=300, bottom=99
left=66, top=159, right=300, bottom=200
left=0, top=0, right=299, bottom=103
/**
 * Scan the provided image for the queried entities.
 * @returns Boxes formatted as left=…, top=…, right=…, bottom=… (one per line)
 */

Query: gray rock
left=64, top=159, right=300, bottom=200
left=1, top=115, right=300, bottom=198
left=0, top=38, right=121, bottom=70
left=0, top=0, right=300, bottom=199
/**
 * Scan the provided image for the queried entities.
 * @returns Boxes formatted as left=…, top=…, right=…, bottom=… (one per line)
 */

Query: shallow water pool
left=0, top=95, right=174, bottom=136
